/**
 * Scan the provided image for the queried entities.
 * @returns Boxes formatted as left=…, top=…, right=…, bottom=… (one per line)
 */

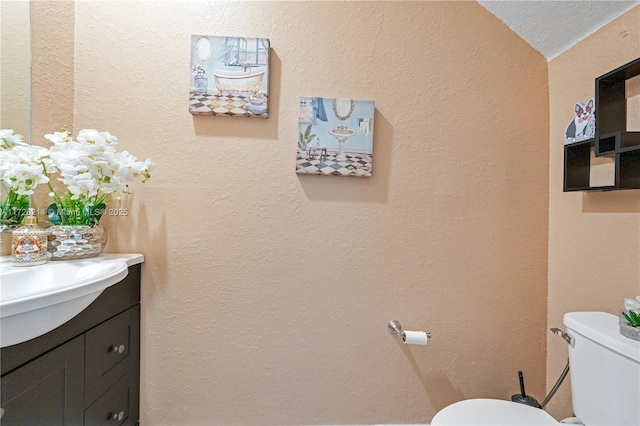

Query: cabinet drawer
left=85, top=305, right=140, bottom=407
left=84, top=368, right=139, bottom=426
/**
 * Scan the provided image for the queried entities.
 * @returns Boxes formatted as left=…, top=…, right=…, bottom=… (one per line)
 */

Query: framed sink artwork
left=296, top=97, right=374, bottom=177
left=189, top=35, right=270, bottom=118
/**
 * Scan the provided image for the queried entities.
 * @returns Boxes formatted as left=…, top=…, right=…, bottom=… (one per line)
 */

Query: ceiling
left=477, top=0, right=640, bottom=60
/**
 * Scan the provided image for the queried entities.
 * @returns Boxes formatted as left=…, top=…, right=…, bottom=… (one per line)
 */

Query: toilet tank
left=564, top=312, right=640, bottom=426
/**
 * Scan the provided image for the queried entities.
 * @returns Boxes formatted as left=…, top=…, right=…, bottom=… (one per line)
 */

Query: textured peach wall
left=546, top=6, right=640, bottom=420
left=0, top=0, right=31, bottom=139
left=30, top=0, right=75, bottom=215
left=31, top=0, right=75, bottom=138
left=70, top=1, right=549, bottom=424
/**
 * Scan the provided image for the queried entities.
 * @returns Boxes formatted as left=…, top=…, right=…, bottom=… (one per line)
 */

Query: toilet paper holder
left=387, top=320, right=431, bottom=340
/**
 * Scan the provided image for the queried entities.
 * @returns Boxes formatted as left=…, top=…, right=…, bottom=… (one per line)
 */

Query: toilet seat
left=431, top=398, right=560, bottom=425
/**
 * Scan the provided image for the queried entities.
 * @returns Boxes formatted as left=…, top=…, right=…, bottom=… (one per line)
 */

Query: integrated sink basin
left=0, top=253, right=143, bottom=348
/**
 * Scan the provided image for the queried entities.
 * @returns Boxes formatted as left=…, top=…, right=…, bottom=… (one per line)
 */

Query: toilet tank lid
left=564, top=312, right=640, bottom=363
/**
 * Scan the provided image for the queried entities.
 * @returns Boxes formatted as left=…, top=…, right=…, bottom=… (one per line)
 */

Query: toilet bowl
left=431, top=312, right=640, bottom=426
left=431, top=398, right=559, bottom=425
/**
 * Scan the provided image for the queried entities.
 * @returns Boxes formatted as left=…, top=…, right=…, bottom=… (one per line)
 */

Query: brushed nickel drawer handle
left=109, top=344, right=125, bottom=354
left=111, top=410, right=125, bottom=421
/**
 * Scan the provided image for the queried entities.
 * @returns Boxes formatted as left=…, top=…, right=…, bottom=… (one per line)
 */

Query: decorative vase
left=47, top=225, right=108, bottom=260
left=194, top=76, right=208, bottom=95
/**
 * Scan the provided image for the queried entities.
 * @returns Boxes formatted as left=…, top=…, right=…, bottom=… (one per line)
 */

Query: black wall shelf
left=564, top=57, right=640, bottom=191
left=564, top=139, right=616, bottom=191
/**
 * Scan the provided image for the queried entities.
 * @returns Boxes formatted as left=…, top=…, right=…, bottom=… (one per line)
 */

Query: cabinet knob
left=109, top=344, right=125, bottom=354
left=111, top=410, right=125, bottom=421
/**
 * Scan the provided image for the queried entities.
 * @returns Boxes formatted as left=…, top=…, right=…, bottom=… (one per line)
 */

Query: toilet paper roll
left=402, top=330, right=429, bottom=345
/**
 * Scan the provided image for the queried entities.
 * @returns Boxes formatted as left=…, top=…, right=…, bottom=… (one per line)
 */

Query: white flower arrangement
left=0, top=130, right=52, bottom=227
left=44, top=128, right=155, bottom=226
left=191, top=64, right=207, bottom=78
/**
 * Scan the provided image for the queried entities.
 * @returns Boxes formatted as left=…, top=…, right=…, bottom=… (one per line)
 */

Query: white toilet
left=431, top=312, right=640, bottom=425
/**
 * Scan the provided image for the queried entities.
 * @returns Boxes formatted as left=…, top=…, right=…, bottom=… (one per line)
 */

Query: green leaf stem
left=622, top=311, right=640, bottom=327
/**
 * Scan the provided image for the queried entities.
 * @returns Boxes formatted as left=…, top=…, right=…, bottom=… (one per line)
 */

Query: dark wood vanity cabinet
left=0, top=264, right=141, bottom=426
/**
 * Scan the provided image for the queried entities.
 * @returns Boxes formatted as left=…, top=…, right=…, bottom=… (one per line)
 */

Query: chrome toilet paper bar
left=387, top=320, right=431, bottom=343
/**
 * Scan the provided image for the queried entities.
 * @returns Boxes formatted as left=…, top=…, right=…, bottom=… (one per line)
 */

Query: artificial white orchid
left=624, top=297, right=640, bottom=314
left=0, top=129, right=28, bottom=149
left=0, top=130, right=52, bottom=227
left=1, top=146, right=52, bottom=196
left=44, top=128, right=154, bottom=225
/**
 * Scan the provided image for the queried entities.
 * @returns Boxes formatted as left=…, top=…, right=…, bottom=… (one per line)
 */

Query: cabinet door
left=1, top=336, right=84, bottom=426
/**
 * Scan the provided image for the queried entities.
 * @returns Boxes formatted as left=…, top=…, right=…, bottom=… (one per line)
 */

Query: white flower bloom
left=77, top=129, right=118, bottom=149
left=0, top=150, right=8, bottom=175
left=13, top=145, right=43, bottom=164
left=64, top=172, right=98, bottom=200
left=0, top=129, right=27, bottom=150
left=0, top=145, right=50, bottom=195
left=41, top=157, right=58, bottom=174
left=44, top=129, right=74, bottom=145
left=0, top=129, right=15, bottom=139
left=49, top=143, right=85, bottom=168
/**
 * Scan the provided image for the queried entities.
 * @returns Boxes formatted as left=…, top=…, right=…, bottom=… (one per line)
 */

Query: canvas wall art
left=296, top=97, right=374, bottom=177
left=189, top=35, right=270, bottom=118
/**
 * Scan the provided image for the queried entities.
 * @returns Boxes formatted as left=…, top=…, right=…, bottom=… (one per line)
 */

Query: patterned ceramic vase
left=47, top=225, right=108, bottom=260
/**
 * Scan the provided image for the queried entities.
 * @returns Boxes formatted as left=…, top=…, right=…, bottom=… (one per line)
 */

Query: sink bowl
left=329, top=127, right=355, bottom=161
left=329, top=127, right=355, bottom=140
left=0, top=253, right=143, bottom=347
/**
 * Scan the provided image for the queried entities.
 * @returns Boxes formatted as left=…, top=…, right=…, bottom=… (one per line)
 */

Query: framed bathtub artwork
left=189, top=35, right=270, bottom=118
left=296, top=97, right=374, bottom=177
